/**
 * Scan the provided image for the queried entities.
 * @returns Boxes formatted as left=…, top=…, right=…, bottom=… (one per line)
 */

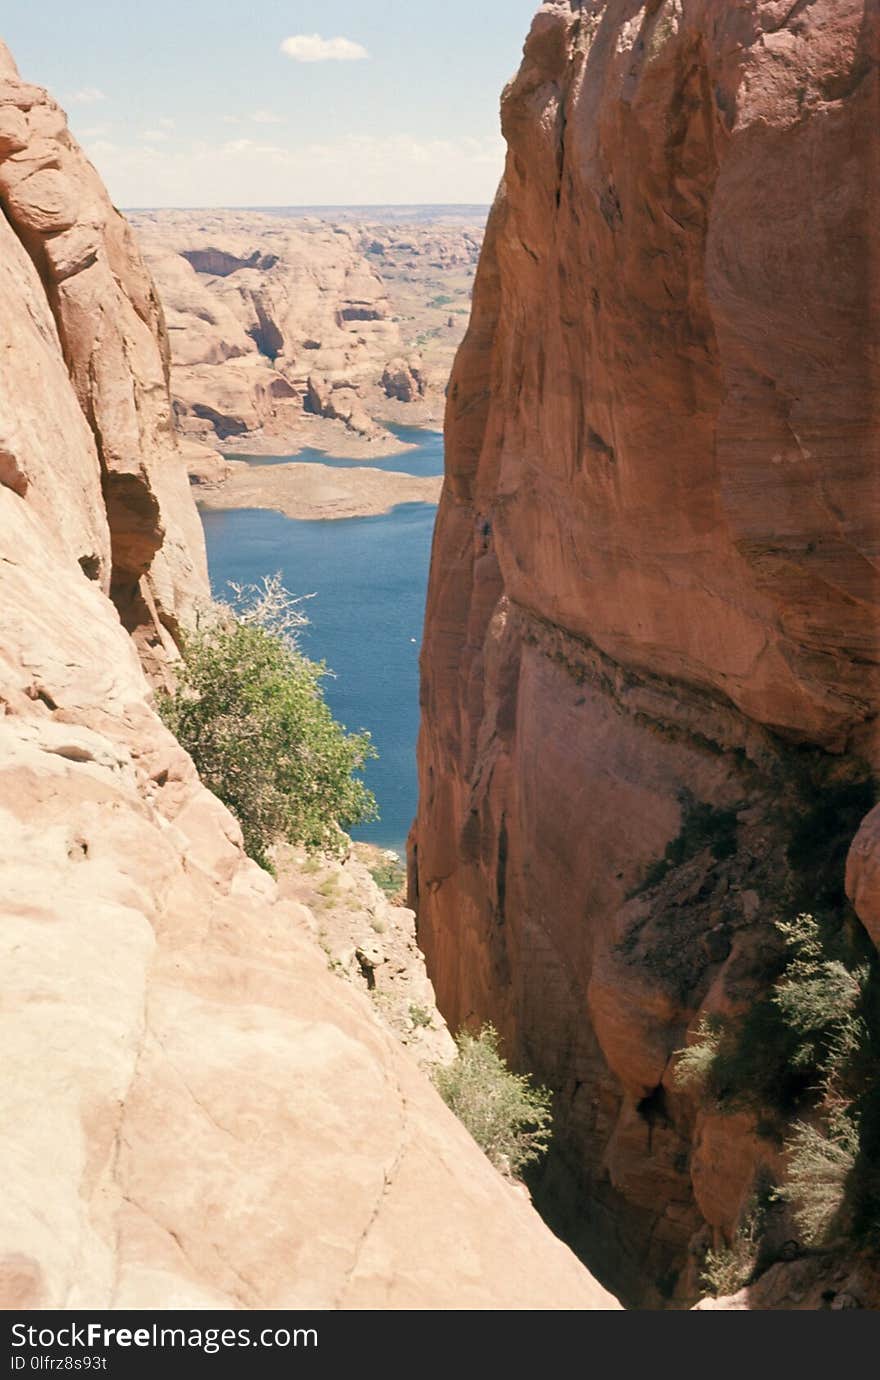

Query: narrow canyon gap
left=0, top=34, right=616, bottom=1311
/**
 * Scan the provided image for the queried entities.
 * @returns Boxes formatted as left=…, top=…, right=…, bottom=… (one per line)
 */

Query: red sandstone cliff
left=413, top=0, right=880, bottom=1307
left=0, top=40, right=617, bottom=1310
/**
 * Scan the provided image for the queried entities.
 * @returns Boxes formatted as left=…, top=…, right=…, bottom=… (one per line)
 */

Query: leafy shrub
left=672, top=1000, right=807, bottom=1111
left=673, top=1014, right=723, bottom=1091
left=773, top=1110, right=860, bottom=1246
left=675, top=911, right=880, bottom=1256
left=701, top=1206, right=763, bottom=1298
left=434, top=1024, right=552, bottom=1178
left=771, top=913, right=867, bottom=1086
left=158, top=575, right=377, bottom=869
left=369, top=857, right=406, bottom=900
left=675, top=915, right=870, bottom=1104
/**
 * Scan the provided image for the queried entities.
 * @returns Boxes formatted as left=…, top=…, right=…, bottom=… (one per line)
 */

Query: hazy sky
left=4, top=1, right=538, bottom=207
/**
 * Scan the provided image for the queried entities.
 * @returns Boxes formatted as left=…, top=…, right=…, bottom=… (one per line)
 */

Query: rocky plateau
left=131, top=209, right=483, bottom=463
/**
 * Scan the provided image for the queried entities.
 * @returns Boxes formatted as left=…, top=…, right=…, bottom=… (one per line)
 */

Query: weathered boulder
left=382, top=357, right=427, bottom=403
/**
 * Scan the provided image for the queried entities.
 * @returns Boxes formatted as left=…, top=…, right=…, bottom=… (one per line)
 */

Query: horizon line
left=122, top=201, right=491, bottom=211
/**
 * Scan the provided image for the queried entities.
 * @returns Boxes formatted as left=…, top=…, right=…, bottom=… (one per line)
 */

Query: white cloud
left=250, top=109, right=282, bottom=125
left=280, top=34, right=369, bottom=63
left=140, top=128, right=171, bottom=142
left=69, top=86, right=106, bottom=104
left=158, top=117, right=175, bottom=130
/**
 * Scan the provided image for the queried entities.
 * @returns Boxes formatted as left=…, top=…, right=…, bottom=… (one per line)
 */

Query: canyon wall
left=0, top=41, right=616, bottom=1310
left=413, top=0, right=880, bottom=1307
left=0, top=42, right=207, bottom=673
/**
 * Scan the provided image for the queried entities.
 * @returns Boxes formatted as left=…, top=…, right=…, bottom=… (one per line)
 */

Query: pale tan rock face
left=0, top=564, right=615, bottom=1308
left=0, top=39, right=616, bottom=1314
left=130, top=210, right=483, bottom=457
left=414, top=1, right=880, bottom=1307
left=0, top=47, right=208, bottom=666
left=133, top=211, right=419, bottom=448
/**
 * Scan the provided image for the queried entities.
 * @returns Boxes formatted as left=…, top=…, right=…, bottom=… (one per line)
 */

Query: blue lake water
left=201, top=427, right=443, bottom=858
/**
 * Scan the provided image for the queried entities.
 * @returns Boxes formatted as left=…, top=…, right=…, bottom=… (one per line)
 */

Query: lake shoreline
left=193, top=421, right=444, bottom=521
left=197, top=458, right=442, bottom=521
left=219, top=408, right=445, bottom=461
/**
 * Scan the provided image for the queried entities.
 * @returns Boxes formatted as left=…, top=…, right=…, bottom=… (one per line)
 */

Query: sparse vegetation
left=157, top=575, right=377, bottom=871
left=409, top=1002, right=433, bottom=1029
left=633, top=795, right=739, bottom=895
left=774, top=1111, right=860, bottom=1246
left=434, top=1024, right=552, bottom=1179
left=674, top=911, right=880, bottom=1260
left=672, top=1014, right=723, bottom=1091
left=701, top=1205, right=763, bottom=1298
left=369, top=856, right=406, bottom=900
left=771, top=912, right=867, bottom=1084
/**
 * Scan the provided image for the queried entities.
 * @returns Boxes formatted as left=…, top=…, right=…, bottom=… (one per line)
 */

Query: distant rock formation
left=413, top=0, right=880, bottom=1309
left=0, top=38, right=616, bottom=1311
left=133, top=210, right=478, bottom=457
left=382, top=357, right=427, bottom=404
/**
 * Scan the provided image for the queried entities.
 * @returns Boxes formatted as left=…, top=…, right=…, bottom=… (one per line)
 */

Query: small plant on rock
left=773, top=1109, right=860, bottom=1246
left=434, top=1024, right=552, bottom=1179
left=368, top=857, right=406, bottom=900
left=701, top=1205, right=763, bottom=1298
left=673, top=1014, right=724, bottom=1092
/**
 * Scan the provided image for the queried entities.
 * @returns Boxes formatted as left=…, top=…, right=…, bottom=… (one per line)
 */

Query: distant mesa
left=131, top=208, right=484, bottom=464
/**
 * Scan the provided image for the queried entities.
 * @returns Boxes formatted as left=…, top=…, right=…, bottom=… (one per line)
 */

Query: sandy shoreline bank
left=219, top=408, right=444, bottom=461
left=196, top=457, right=442, bottom=521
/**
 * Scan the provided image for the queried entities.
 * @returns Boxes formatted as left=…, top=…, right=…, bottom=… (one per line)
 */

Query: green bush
left=701, top=1205, right=763, bottom=1297
left=434, top=1024, right=552, bottom=1178
left=773, top=1110, right=859, bottom=1246
left=369, top=857, right=406, bottom=899
left=672, top=1014, right=723, bottom=1092
left=158, top=575, right=377, bottom=870
left=674, top=911, right=880, bottom=1255
left=771, top=913, right=867, bottom=1085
